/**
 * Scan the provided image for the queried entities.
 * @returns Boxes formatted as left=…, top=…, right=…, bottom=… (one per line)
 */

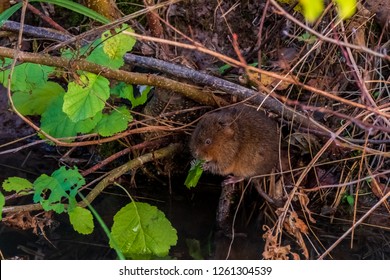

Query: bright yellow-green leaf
left=2, top=177, right=33, bottom=194
left=334, top=0, right=356, bottom=19
left=299, top=0, right=324, bottom=22
left=102, top=24, right=136, bottom=69
left=63, top=73, right=110, bottom=122
left=69, top=206, right=94, bottom=234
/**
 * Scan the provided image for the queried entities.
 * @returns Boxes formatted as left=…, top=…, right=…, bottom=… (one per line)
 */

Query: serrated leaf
left=101, top=24, right=136, bottom=69
left=0, top=191, right=5, bottom=221
left=41, top=94, right=102, bottom=140
left=33, top=166, right=85, bottom=213
left=299, top=0, right=324, bottom=22
left=95, top=106, right=132, bottom=137
left=33, top=174, right=65, bottom=213
left=68, top=206, right=94, bottom=234
left=2, top=177, right=33, bottom=194
left=63, top=73, right=110, bottom=122
left=334, top=0, right=356, bottom=19
left=110, top=202, right=177, bottom=259
left=0, top=59, right=54, bottom=91
left=12, top=82, right=65, bottom=116
left=184, top=159, right=204, bottom=189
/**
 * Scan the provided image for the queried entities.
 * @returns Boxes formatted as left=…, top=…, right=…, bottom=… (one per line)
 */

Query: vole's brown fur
left=190, top=105, right=279, bottom=178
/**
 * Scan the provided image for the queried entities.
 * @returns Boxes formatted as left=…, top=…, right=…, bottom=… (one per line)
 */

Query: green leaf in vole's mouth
left=184, top=159, right=205, bottom=189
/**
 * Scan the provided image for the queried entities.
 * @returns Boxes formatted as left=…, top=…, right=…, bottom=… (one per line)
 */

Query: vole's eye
left=205, top=139, right=211, bottom=145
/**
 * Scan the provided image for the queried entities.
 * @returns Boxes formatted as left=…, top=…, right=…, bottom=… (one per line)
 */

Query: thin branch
left=2, top=143, right=181, bottom=214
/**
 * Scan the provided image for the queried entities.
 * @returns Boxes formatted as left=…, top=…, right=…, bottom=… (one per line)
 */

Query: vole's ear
left=217, top=114, right=234, bottom=127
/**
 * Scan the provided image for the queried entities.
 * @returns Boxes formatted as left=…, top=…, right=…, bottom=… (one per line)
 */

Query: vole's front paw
left=222, top=175, right=244, bottom=186
left=202, top=161, right=213, bottom=172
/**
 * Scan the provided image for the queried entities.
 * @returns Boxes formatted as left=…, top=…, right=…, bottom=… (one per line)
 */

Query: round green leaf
left=69, top=206, right=94, bottom=234
left=63, top=73, right=110, bottom=122
left=110, top=202, right=177, bottom=259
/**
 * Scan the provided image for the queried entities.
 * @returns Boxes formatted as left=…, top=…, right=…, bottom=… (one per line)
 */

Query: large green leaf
left=41, top=94, right=102, bottom=140
left=63, top=73, right=110, bottom=122
left=2, top=177, right=33, bottom=194
left=0, top=59, right=54, bottom=91
left=95, top=106, right=132, bottom=137
left=68, top=206, right=94, bottom=234
left=110, top=202, right=177, bottom=259
left=33, top=166, right=85, bottom=213
left=12, top=82, right=64, bottom=116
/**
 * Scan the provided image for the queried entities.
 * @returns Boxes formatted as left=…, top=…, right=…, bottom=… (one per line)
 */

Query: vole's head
left=189, top=111, right=238, bottom=163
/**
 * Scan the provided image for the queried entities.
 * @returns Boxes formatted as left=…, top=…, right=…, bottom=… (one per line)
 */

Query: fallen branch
left=2, top=143, right=181, bottom=214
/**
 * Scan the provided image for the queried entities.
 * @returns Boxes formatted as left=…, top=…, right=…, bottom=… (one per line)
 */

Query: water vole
left=190, top=105, right=279, bottom=182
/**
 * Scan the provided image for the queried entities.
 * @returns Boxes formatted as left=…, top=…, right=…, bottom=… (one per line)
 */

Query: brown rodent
left=190, top=105, right=280, bottom=180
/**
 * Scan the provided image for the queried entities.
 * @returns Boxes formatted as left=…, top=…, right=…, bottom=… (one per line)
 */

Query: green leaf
left=299, top=0, right=324, bottom=22
left=111, top=82, right=134, bottom=100
left=111, top=83, right=150, bottom=108
left=130, top=86, right=152, bottom=108
left=346, top=195, right=354, bottom=206
left=110, top=202, right=177, bottom=259
left=297, top=32, right=317, bottom=44
left=33, top=174, right=65, bottom=213
left=184, top=159, right=204, bottom=189
left=68, top=206, right=94, bottom=234
left=334, top=0, right=356, bottom=19
left=0, top=58, right=12, bottom=86
left=85, top=39, right=112, bottom=66
left=41, top=94, right=102, bottom=140
left=12, top=82, right=65, bottom=116
left=2, top=177, right=33, bottom=194
left=33, top=166, right=85, bottom=213
left=0, top=59, right=54, bottom=91
left=0, top=191, right=5, bottom=221
left=63, top=73, right=110, bottom=122
left=95, top=106, right=132, bottom=137
left=101, top=24, right=136, bottom=69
